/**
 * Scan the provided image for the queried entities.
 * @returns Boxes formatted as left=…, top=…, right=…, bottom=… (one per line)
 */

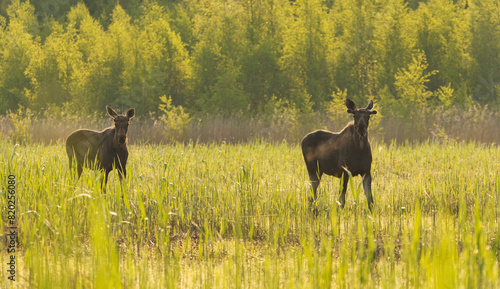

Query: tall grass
left=1, top=139, right=499, bottom=288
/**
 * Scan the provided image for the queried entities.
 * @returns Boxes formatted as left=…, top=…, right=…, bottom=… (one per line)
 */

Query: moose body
left=66, top=106, right=135, bottom=186
left=301, top=99, right=377, bottom=211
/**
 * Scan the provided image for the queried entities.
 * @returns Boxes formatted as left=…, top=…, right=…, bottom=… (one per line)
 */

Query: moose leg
left=105, top=169, right=112, bottom=185
left=116, top=156, right=127, bottom=182
left=362, top=173, right=374, bottom=212
left=70, top=162, right=83, bottom=179
left=68, top=155, right=74, bottom=174
left=338, top=172, right=349, bottom=208
left=100, top=169, right=112, bottom=192
left=68, top=154, right=83, bottom=179
left=117, top=167, right=126, bottom=181
left=308, top=176, right=321, bottom=202
left=306, top=162, right=322, bottom=203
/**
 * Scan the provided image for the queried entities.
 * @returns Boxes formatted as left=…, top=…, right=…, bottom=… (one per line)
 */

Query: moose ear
left=366, top=100, right=374, bottom=110
left=107, top=106, right=118, bottom=118
left=370, top=110, right=377, bottom=115
left=127, top=108, right=135, bottom=119
left=345, top=98, right=357, bottom=113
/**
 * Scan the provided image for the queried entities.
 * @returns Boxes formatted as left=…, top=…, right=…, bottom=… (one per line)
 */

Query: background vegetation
left=1, top=0, right=500, bottom=144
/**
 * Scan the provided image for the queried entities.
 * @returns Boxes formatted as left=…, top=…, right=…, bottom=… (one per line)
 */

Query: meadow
left=1, top=139, right=500, bottom=288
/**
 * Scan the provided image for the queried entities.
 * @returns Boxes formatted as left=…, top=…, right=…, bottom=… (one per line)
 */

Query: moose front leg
left=118, top=167, right=126, bottom=182
left=116, top=155, right=127, bottom=182
left=362, top=173, right=374, bottom=212
left=338, top=172, right=349, bottom=208
left=100, top=168, right=112, bottom=193
left=77, top=165, right=83, bottom=179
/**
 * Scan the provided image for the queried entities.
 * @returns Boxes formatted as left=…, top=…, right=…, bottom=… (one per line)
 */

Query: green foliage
left=434, top=83, right=456, bottom=108
left=7, top=105, right=32, bottom=144
left=280, top=0, right=332, bottom=108
left=1, top=0, right=500, bottom=129
left=159, top=95, right=191, bottom=142
left=394, top=52, right=436, bottom=107
left=134, top=2, right=192, bottom=112
left=327, top=89, right=349, bottom=121
left=190, top=0, right=249, bottom=115
left=0, top=0, right=40, bottom=112
left=411, top=0, right=471, bottom=92
left=469, top=0, right=500, bottom=106
left=64, top=3, right=110, bottom=113
left=332, top=0, right=381, bottom=100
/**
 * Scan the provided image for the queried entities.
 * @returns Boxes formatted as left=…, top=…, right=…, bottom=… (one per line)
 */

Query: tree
left=470, top=0, right=500, bottom=106
left=240, top=0, right=287, bottom=113
left=373, top=0, right=412, bottom=97
left=107, top=4, right=138, bottom=110
left=330, top=0, right=380, bottom=103
left=0, top=0, right=40, bottom=112
left=190, top=0, right=248, bottom=115
left=394, top=52, right=436, bottom=107
left=411, top=0, right=471, bottom=97
left=64, top=3, right=112, bottom=114
left=24, top=19, right=73, bottom=111
left=134, top=1, right=192, bottom=113
left=280, top=0, right=331, bottom=112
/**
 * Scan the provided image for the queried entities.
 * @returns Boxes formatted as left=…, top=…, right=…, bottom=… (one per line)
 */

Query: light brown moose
left=66, top=106, right=135, bottom=187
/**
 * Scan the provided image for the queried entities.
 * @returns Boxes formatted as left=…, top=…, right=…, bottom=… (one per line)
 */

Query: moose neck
left=347, top=124, right=369, bottom=150
left=111, top=127, right=127, bottom=151
left=355, top=133, right=369, bottom=150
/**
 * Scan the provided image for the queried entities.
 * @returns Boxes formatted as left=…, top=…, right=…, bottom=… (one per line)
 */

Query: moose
left=66, top=106, right=135, bottom=188
left=301, top=98, right=377, bottom=211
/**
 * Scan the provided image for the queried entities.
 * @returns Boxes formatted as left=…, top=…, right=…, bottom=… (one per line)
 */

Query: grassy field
left=1, top=139, right=499, bottom=288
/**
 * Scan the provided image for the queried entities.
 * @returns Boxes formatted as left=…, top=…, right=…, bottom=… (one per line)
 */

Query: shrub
left=7, top=106, right=32, bottom=144
left=159, top=95, right=192, bottom=142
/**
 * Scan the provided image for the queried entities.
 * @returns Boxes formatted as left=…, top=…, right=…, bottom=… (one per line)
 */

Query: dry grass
left=1, top=105, right=500, bottom=145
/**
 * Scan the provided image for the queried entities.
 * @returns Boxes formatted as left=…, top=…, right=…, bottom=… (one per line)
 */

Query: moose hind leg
left=77, top=165, right=83, bottom=178
left=68, top=152, right=83, bottom=179
left=362, top=173, right=374, bottom=211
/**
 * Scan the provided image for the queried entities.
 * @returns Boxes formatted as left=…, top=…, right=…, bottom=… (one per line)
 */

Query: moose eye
left=354, top=114, right=370, bottom=121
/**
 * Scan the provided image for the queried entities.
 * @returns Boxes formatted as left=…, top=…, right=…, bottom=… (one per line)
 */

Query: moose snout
left=356, top=125, right=368, bottom=137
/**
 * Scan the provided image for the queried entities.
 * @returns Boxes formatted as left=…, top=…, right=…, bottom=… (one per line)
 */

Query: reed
left=0, top=140, right=499, bottom=288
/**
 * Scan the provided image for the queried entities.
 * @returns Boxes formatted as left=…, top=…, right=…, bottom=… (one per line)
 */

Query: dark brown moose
left=66, top=106, right=135, bottom=187
left=301, top=98, right=377, bottom=211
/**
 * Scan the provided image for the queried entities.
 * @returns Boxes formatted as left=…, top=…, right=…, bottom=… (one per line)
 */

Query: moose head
left=107, top=106, right=135, bottom=146
left=345, top=98, right=377, bottom=138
